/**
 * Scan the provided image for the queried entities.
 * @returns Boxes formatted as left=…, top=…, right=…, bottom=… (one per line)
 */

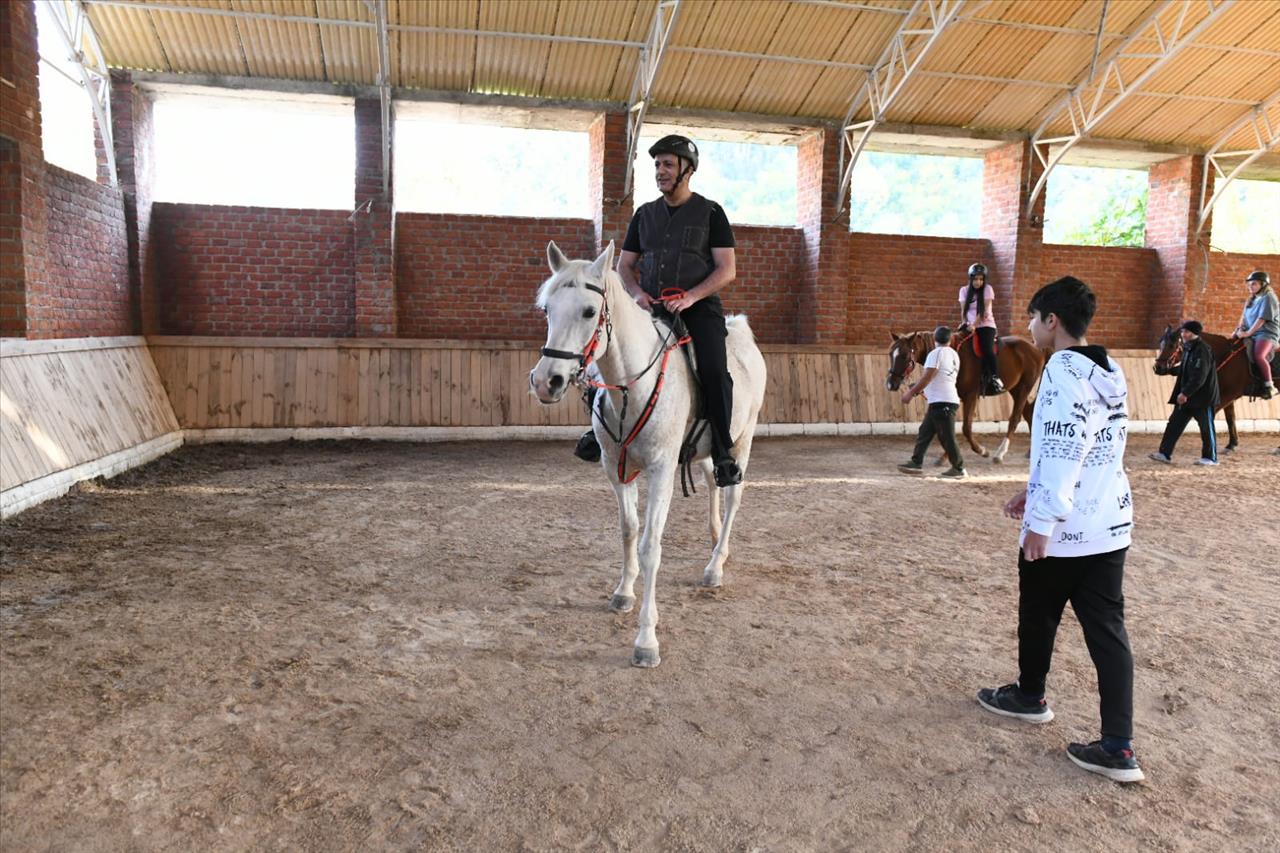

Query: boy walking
left=976, top=277, right=1143, bottom=783
left=897, top=326, right=966, bottom=479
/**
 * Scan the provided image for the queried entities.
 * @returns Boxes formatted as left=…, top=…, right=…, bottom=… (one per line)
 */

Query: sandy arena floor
left=2, top=433, right=1278, bottom=851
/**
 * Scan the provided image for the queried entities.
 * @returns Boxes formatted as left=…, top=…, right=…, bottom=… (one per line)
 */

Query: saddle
left=1236, top=339, right=1280, bottom=397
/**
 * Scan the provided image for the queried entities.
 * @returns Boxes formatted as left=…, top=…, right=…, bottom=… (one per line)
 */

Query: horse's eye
left=583, top=308, right=596, bottom=320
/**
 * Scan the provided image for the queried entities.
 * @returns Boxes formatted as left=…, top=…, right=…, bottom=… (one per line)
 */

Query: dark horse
left=886, top=330, right=1046, bottom=462
left=1153, top=325, right=1279, bottom=454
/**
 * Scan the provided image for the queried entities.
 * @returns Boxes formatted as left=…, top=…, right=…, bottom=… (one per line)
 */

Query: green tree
left=1064, top=190, right=1146, bottom=247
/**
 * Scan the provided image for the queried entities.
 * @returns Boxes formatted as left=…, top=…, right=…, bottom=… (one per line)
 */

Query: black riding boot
left=983, top=373, right=1005, bottom=396
left=574, top=430, right=601, bottom=462
left=712, top=447, right=742, bottom=487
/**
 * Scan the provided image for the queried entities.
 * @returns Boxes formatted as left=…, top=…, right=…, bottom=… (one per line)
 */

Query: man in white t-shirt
left=897, top=325, right=966, bottom=479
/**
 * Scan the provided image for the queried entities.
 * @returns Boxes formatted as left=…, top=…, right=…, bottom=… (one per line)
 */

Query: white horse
left=529, top=241, right=767, bottom=668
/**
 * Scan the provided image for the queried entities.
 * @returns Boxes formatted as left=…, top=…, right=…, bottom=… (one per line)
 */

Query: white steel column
left=1197, top=91, right=1280, bottom=234
left=623, top=0, right=681, bottom=198
left=44, top=0, right=117, bottom=186
left=834, top=0, right=965, bottom=213
left=362, top=0, right=392, bottom=196
left=1025, top=0, right=1234, bottom=221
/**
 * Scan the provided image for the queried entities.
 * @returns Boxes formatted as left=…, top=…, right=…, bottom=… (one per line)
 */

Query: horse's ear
left=588, top=241, right=615, bottom=279
left=891, top=331, right=901, bottom=341
left=547, top=241, right=569, bottom=273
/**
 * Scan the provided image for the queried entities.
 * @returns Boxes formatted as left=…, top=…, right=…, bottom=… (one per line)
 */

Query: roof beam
left=1026, top=0, right=1235, bottom=222
left=47, top=0, right=117, bottom=186
left=836, top=0, right=966, bottom=213
left=623, top=0, right=682, bottom=197
left=1197, top=91, right=1280, bottom=234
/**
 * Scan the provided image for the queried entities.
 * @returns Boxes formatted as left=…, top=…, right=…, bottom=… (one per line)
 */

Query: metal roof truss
left=623, top=0, right=681, bottom=198
left=1025, top=0, right=1235, bottom=222
left=836, top=0, right=965, bottom=213
left=46, top=0, right=117, bottom=186
left=1198, top=90, right=1280, bottom=234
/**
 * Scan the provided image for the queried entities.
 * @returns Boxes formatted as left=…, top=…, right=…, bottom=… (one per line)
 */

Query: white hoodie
left=1022, top=347, right=1133, bottom=558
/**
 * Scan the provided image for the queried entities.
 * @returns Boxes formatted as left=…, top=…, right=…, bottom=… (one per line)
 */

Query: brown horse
left=1153, top=325, right=1278, bottom=454
left=886, top=330, right=1046, bottom=462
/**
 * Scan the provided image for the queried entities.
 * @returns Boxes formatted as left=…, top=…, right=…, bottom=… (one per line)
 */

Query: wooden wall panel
left=147, top=338, right=1280, bottom=431
left=1, top=338, right=180, bottom=491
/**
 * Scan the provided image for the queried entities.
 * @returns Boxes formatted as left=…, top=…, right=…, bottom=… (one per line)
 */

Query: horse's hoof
left=631, top=646, right=661, bottom=668
left=991, top=455, right=1004, bottom=465
left=699, top=573, right=722, bottom=588
left=609, top=594, right=635, bottom=613
left=1223, top=446, right=1236, bottom=455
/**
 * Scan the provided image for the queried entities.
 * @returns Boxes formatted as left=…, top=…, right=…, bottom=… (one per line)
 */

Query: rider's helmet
left=1179, top=320, right=1203, bottom=336
left=648, top=135, right=699, bottom=172
left=1246, top=270, right=1270, bottom=286
left=968, top=263, right=988, bottom=282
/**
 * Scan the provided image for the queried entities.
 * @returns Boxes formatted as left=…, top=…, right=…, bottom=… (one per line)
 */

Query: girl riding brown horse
left=887, top=330, right=1045, bottom=462
left=1153, top=324, right=1278, bottom=454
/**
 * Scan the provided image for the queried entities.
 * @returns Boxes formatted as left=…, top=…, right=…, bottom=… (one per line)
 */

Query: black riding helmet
left=648, top=134, right=699, bottom=171
left=968, top=263, right=988, bottom=281
left=1246, top=270, right=1270, bottom=286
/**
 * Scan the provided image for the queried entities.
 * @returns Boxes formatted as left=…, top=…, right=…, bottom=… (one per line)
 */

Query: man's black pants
left=909, top=402, right=963, bottom=469
left=1017, top=546, right=1133, bottom=740
left=1158, top=403, right=1217, bottom=461
left=673, top=300, right=734, bottom=459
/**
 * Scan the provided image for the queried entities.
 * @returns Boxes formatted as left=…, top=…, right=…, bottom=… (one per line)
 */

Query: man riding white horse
left=575, top=134, right=743, bottom=488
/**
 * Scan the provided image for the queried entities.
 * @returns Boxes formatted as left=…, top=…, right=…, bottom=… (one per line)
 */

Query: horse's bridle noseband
left=539, top=282, right=609, bottom=382
left=888, top=337, right=919, bottom=386
left=1154, top=333, right=1183, bottom=374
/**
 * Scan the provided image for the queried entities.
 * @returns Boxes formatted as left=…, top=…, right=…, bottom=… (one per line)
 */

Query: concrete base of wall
left=1, top=431, right=184, bottom=519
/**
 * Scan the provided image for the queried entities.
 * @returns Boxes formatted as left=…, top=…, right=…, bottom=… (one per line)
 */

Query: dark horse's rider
left=959, top=262, right=1004, bottom=396
left=574, top=135, right=742, bottom=487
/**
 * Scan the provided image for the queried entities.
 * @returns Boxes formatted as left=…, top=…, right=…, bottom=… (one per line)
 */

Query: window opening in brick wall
left=848, top=151, right=982, bottom=237
left=632, top=137, right=797, bottom=226
left=395, top=118, right=588, bottom=217
left=151, top=91, right=354, bottom=209
left=1208, top=178, right=1280, bottom=254
left=1044, top=165, right=1147, bottom=247
left=35, top=0, right=97, bottom=180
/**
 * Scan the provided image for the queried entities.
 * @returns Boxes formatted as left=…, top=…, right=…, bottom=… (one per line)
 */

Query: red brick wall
left=395, top=214, right=594, bottom=340
left=0, top=1, right=39, bottom=151
left=23, top=164, right=132, bottom=337
left=722, top=225, right=805, bottom=344
left=1038, top=243, right=1159, bottom=348
left=1, top=138, right=24, bottom=334
left=846, top=232, right=992, bottom=344
left=1194, top=253, right=1280, bottom=337
left=152, top=203, right=355, bottom=336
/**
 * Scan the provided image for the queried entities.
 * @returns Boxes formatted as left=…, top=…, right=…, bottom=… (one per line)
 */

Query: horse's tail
left=726, top=313, right=755, bottom=342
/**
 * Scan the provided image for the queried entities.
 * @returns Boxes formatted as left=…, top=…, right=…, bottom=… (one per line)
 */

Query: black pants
left=976, top=327, right=998, bottom=380
left=669, top=300, right=734, bottom=460
left=1158, top=404, right=1217, bottom=461
left=909, top=403, right=963, bottom=469
left=1018, top=547, right=1133, bottom=740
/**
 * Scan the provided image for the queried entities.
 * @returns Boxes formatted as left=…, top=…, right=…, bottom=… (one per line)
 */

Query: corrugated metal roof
left=81, top=0, right=1280, bottom=165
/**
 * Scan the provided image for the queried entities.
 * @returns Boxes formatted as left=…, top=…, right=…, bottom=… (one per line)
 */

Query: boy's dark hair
left=1027, top=276, right=1096, bottom=338
left=934, top=325, right=952, bottom=344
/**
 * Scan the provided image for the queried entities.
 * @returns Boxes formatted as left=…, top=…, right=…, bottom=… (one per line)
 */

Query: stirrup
left=983, top=378, right=1005, bottom=396
left=713, top=458, right=743, bottom=487
left=573, top=430, right=601, bottom=463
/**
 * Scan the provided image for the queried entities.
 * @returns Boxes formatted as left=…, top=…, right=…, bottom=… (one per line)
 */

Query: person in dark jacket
left=575, top=134, right=743, bottom=487
left=1149, top=320, right=1221, bottom=466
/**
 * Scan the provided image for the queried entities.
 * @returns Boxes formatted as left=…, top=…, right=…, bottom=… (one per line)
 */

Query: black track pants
left=1017, top=547, right=1134, bottom=740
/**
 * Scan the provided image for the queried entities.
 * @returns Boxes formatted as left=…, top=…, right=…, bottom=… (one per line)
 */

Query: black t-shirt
left=622, top=200, right=735, bottom=253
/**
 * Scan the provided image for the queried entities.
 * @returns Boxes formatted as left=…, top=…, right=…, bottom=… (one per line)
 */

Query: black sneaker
left=976, top=683, right=1054, bottom=723
left=940, top=466, right=968, bottom=479
left=714, top=459, right=743, bottom=487
left=1066, top=741, right=1145, bottom=783
left=574, top=430, right=601, bottom=463
left=897, top=460, right=923, bottom=474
